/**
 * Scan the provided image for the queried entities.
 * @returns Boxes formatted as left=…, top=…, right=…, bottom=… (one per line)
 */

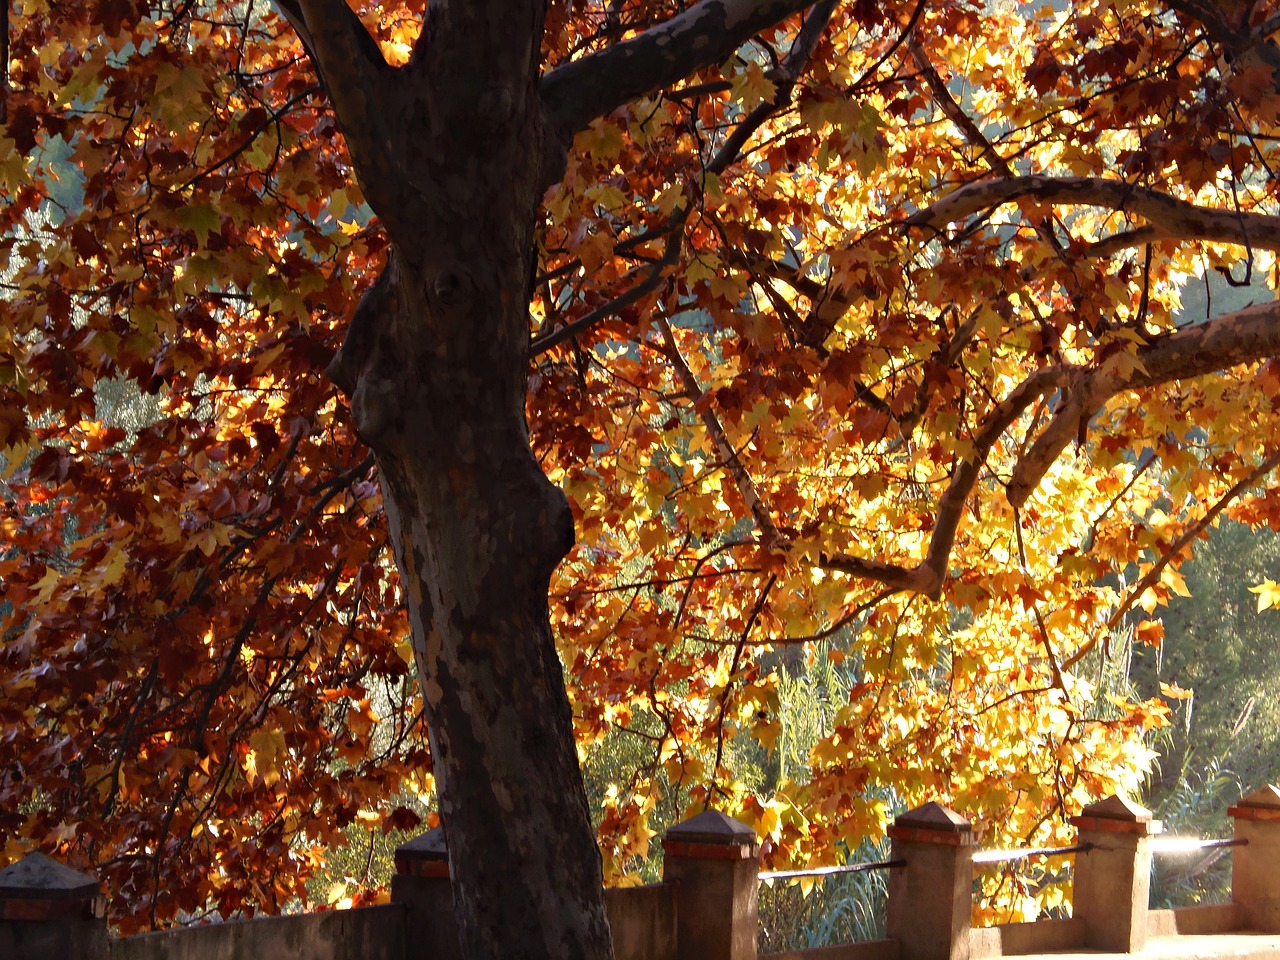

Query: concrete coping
left=893, top=801, right=972, bottom=833
left=664, top=810, right=758, bottom=847
left=0, top=852, right=100, bottom=901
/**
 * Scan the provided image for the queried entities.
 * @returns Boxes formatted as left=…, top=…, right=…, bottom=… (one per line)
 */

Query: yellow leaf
left=1, top=441, right=28, bottom=478
left=98, top=545, right=129, bottom=588
left=1250, top=578, right=1280, bottom=612
left=252, top=342, right=287, bottom=377
left=730, top=62, right=777, bottom=110
left=1159, top=566, right=1191, bottom=599
left=395, top=636, right=415, bottom=666
left=585, top=184, right=628, bottom=212
left=656, top=182, right=684, bottom=217
left=32, top=565, right=62, bottom=605
left=246, top=729, right=286, bottom=787
left=1159, top=681, right=1192, bottom=701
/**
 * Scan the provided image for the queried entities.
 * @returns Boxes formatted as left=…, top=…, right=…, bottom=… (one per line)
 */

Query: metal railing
left=972, top=843, right=1091, bottom=866
left=758, top=835, right=1247, bottom=880
left=1150, top=836, right=1246, bottom=855
left=760, top=858, right=904, bottom=881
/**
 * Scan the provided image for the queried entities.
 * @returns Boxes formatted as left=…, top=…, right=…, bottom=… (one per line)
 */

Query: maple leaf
left=1249, top=579, right=1280, bottom=613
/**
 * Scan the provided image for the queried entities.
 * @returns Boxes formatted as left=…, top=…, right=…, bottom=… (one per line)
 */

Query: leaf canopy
left=4, top=0, right=1280, bottom=929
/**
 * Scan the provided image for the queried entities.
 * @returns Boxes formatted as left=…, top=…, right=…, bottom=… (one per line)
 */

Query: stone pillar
left=1230, top=784, right=1280, bottom=931
left=391, top=826, right=461, bottom=960
left=885, top=801, right=974, bottom=960
left=1071, top=794, right=1161, bottom=952
left=0, top=852, right=107, bottom=960
left=662, top=810, right=760, bottom=960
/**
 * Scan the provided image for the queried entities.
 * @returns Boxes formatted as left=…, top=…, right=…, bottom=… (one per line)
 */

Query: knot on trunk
left=476, top=86, right=515, bottom=128
left=432, top=269, right=473, bottom=308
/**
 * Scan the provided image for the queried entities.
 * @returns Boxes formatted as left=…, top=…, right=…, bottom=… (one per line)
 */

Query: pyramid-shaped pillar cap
left=888, top=801, right=973, bottom=846
left=665, top=809, right=758, bottom=846
left=395, top=825, right=447, bottom=862
left=894, top=801, right=971, bottom=832
left=1079, top=794, right=1152, bottom=822
left=1071, top=793, right=1161, bottom=835
left=0, top=852, right=100, bottom=900
left=1235, top=785, right=1280, bottom=810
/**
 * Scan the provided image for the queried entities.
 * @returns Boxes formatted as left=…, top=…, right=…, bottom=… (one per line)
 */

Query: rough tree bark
left=273, top=0, right=818, bottom=957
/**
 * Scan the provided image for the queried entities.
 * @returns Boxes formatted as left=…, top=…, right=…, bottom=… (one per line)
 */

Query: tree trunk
left=324, top=16, right=615, bottom=957
left=371, top=277, right=612, bottom=959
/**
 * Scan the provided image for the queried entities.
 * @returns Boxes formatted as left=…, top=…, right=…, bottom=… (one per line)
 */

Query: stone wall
left=109, top=903, right=403, bottom=960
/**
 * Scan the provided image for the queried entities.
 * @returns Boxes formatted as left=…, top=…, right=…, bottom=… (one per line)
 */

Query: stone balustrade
left=5, top=786, right=1280, bottom=960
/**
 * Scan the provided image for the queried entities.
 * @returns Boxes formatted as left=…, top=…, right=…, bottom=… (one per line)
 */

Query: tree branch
left=1007, top=299, right=1280, bottom=508
left=273, top=0, right=396, bottom=192
left=1078, top=225, right=1162, bottom=260
left=909, top=41, right=1073, bottom=267
left=658, top=314, right=786, bottom=550
left=701, top=0, right=837, bottom=174
left=1062, top=448, right=1280, bottom=671
left=540, top=0, right=819, bottom=140
left=531, top=226, right=683, bottom=354
left=818, top=365, right=1069, bottom=597
left=769, top=254, right=1280, bottom=599
left=816, top=552, right=938, bottom=594
left=904, top=175, right=1280, bottom=252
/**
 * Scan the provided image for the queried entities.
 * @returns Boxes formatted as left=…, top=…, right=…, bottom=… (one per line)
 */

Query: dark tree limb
left=273, top=0, right=397, bottom=199
left=703, top=0, right=838, bottom=173
left=1164, top=0, right=1280, bottom=79
left=540, top=0, right=820, bottom=140
left=1008, top=299, right=1280, bottom=507
left=534, top=1, right=838, bottom=353
left=909, top=40, right=1073, bottom=269
left=1079, top=225, right=1162, bottom=260
left=905, top=175, right=1280, bottom=251
left=819, top=365, right=1069, bottom=597
left=818, top=309, right=1273, bottom=599
left=658, top=314, right=786, bottom=550
left=531, top=227, right=683, bottom=354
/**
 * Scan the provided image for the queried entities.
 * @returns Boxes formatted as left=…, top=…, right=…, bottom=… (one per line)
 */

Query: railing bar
left=1150, top=836, right=1247, bottom=854
left=759, top=837, right=1247, bottom=881
left=971, top=842, right=1092, bottom=865
left=759, top=858, right=906, bottom=881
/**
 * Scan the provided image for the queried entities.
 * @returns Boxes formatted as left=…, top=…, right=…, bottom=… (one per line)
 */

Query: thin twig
left=705, top=574, right=776, bottom=808
left=1063, top=449, right=1280, bottom=670
left=657, top=313, right=784, bottom=549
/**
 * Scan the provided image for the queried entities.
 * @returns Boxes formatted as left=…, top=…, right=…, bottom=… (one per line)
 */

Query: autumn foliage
left=4, top=0, right=1280, bottom=933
